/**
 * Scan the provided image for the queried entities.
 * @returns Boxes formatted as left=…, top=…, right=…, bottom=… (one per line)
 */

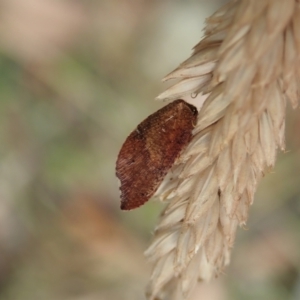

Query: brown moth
left=116, top=99, right=198, bottom=210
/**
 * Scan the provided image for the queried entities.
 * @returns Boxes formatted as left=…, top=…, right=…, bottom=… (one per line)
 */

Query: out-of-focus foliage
left=0, top=0, right=299, bottom=300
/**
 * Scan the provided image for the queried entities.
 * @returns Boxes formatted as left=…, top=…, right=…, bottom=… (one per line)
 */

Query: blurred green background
left=0, top=0, right=299, bottom=299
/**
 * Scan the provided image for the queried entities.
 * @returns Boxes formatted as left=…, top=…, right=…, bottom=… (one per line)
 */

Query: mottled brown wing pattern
left=116, top=99, right=198, bottom=210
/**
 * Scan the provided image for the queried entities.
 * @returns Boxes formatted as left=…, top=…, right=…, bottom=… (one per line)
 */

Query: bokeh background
left=0, top=0, right=300, bottom=299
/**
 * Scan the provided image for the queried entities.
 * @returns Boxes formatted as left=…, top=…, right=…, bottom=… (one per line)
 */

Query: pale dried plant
left=145, top=1, right=300, bottom=300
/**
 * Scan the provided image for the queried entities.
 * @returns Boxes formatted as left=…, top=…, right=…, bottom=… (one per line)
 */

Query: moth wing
left=116, top=100, right=197, bottom=210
